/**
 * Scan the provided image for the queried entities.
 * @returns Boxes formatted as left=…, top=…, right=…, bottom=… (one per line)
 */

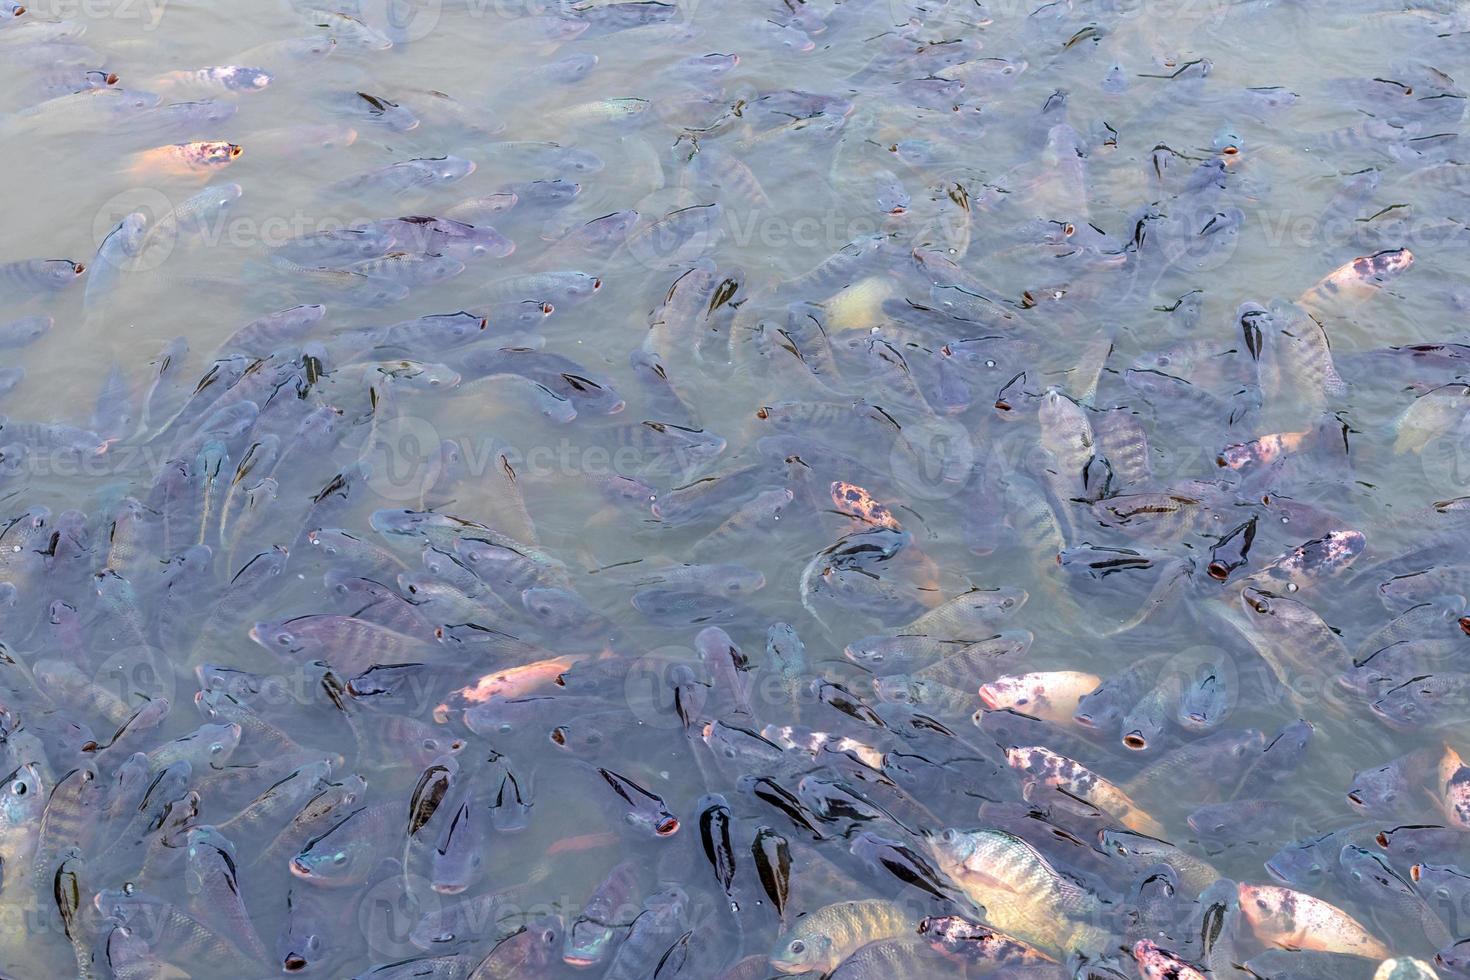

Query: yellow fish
left=927, top=828, right=1109, bottom=954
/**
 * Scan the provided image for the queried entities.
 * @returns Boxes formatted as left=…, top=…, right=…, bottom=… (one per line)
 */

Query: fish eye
left=331, top=853, right=347, bottom=866
left=9, top=780, right=25, bottom=795
left=1001, top=597, right=1015, bottom=609
left=277, top=633, right=294, bottom=646
left=789, top=940, right=806, bottom=955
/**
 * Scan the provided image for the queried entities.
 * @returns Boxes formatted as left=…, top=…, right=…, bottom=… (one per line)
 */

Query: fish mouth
left=283, top=954, right=308, bottom=972
left=654, top=816, right=680, bottom=836
left=563, top=954, right=600, bottom=968
left=1263, top=860, right=1291, bottom=883
left=1122, top=732, right=1148, bottom=750
left=432, top=882, right=467, bottom=895
left=288, top=858, right=314, bottom=879
left=976, top=687, right=1001, bottom=710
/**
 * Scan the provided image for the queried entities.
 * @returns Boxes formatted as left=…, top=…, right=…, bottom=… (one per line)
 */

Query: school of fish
left=3, top=0, right=1470, bottom=976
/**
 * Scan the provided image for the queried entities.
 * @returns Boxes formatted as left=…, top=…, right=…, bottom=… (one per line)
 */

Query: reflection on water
left=1, top=0, right=1470, bottom=976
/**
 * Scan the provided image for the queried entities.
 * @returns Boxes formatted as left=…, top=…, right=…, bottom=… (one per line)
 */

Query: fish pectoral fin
left=956, top=865, right=1027, bottom=895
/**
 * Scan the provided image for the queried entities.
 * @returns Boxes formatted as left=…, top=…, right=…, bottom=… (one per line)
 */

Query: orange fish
left=436, top=655, right=585, bottom=721
left=1439, top=745, right=1470, bottom=828
left=1217, top=430, right=1310, bottom=470
left=131, top=140, right=242, bottom=179
left=1238, top=884, right=1391, bottom=959
left=1299, top=248, right=1414, bottom=312
left=830, top=481, right=902, bottom=530
left=979, top=671, right=1100, bottom=724
left=546, top=831, right=620, bottom=855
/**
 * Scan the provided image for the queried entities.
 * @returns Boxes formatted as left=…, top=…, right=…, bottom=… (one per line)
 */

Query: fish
left=596, top=768, right=679, bottom=836
left=1132, top=940, right=1207, bottom=980
left=1439, top=745, right=1470, bottom=828
left=0, top=258, right=85, bottom=299
left=130, top=140, right=242, bottom=178
left=564, top=860, right=641, bottom=967
left=1238, top=883, right=1391, bottom=958
left=768, top=899, right=917, bottom=974
left=1299, top=248, right=1415, bottom=312
left=1005, top=745, right=1166, bottom=835
left=153, top=66, right=271, bottom=95
left=976, top=670, right=1096, bottom=724
left=926, top=828, right=1110, bottom=953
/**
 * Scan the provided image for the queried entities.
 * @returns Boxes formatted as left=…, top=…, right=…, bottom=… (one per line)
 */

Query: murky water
left=2, top=0, right=1470, bottom=977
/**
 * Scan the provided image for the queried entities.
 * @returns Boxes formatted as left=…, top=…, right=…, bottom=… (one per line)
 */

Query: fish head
left=279, top=887, right=328, bottom=973
left=872, top=675, right=920, bottom=704
left=925, top=827, right=982, bottom=871
left=0, top=762, right=43, bottom=831
left=1440, top=940, right=1470, bottom=974
left=249, top=619, right=320, bottom=660
left=289, top=836, right=374, bottom=886
left=1411, top=862, right=1470, bottom=909
left=1347, top=761, right=1406, bottom=812
left=563, top=918, right=617, bottom=967
left=1337, top=844, right=1392, bottom=890
left=1265, top=837, right=1332, bottom=888
left=977, top=674, right=1029, bottom=712
left=1370, top=688, right=1430, bottom=730
left=843, top=635, right=906, bottom=668
left=707, top=564, right=764, bottom=595
left=1237, top=883, right=1290, bottom=930
left=521, top=587, right=591, bottom=629
left=196, top=722, right=242, bottom=765
left=769, top=929, right=835, bottom=974
left=1099, top=829, right=1161, bottom=861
